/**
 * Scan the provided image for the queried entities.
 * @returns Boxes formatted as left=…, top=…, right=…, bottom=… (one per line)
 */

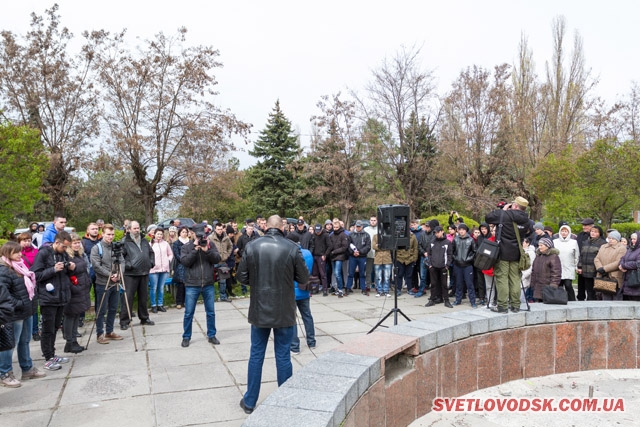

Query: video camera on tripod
left=111, top=241, right=124, bottom=260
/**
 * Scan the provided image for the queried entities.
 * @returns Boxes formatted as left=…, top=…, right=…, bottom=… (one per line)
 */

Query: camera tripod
left=368, top=249, right=411, bottom=334
left=86, top=258, right=138, bottom=351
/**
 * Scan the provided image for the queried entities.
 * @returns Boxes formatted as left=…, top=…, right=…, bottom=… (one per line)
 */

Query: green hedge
left=420, top=214, right=480, bottom=230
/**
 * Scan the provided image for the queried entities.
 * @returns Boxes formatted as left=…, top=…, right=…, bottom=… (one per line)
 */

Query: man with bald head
left=120, top=221, right=156, bottom=329
left=237, top=215, right=310, bottom=414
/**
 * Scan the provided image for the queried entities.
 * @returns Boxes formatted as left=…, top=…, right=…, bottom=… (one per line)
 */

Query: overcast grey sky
left=2, top=1, right=637, bottom=168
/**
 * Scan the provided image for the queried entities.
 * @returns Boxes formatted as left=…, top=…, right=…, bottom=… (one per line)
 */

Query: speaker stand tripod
left=368, top=249, right=411, bottom=334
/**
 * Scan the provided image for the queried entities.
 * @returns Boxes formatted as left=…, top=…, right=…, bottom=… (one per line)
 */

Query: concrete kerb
left=243, top=301, right=640, bottom=427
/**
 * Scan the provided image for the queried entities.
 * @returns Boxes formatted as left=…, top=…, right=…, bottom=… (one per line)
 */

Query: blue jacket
left=41, top=223, right=58, bottom=246
left=295, top=248, right=314, bottom=301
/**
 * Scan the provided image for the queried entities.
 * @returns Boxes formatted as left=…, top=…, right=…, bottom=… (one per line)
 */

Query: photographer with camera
left=30, top=231, right=75, bottom=370
left=120, top=221, right=155, bottom=330
left=180, top=224, right=222, bottom=347
left=485, top=197, right=531, bottom=313
left=90, top=224, right=125, bottom=344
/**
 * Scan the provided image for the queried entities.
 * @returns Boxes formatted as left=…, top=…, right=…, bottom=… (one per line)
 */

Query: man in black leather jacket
left=120, top=221, right=155, bottom=330
left=179, top=226, right=222, bottom=347
left=236, top=215, right=309, bottom=414
left=451, top=223, right=478, bottom=308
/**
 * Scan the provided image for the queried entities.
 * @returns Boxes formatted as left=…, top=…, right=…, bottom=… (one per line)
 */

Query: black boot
left=64, top=342, right=84, bottom=354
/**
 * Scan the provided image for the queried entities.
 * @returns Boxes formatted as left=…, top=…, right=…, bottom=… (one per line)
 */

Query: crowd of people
left=2, top=203, right=640, bottom=398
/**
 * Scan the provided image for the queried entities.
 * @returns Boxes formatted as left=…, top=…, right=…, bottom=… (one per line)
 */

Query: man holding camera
left=485, top=197, right=531, bottom=313
left=90, top=224, right=125, bottom=344
left=31, top=231, right=75, bottom=370
left=180, top=225, right=222, bottom=347
left=120, top=221, right=155, bottom=329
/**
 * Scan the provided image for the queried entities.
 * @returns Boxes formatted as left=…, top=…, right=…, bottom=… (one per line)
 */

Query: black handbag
left=542, top=285, right=568, bottom=305
left=625, top=269, right=640, bottom=288
left=474, top=211, right=504, bottom=270
left=0, top=323, right=15, bottom=352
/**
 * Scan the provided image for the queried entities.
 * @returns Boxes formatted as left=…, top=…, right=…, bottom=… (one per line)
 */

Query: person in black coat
left=236, top=215, right=309, bottom=413
left=120, top=221, right=155, bottom=330
left=63, top=235, right=92, bottom=354
left=311, top=224, right=332, bottom=295
left=0, top=241, right=46, bottom=386
left=171, top=226, right=191, bottom=309
left=31, top=231, right=76, bottom=370
left=179, top=227, right=221, bottom=347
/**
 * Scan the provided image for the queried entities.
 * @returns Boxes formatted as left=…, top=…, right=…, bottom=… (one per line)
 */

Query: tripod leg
left=520, top=279, right=531, bottom=312
left=119, top=265, right=138, bottom=352
left=486, top=277, right=494, bottom=308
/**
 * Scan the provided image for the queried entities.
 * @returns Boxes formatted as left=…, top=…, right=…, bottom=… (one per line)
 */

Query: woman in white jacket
left=520, top=237, right=536, bottom=305
left=553, top=224, right=579, bottom=301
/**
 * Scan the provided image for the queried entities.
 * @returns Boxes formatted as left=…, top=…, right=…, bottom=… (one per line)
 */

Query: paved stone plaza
left=2, top=293, right=638, bottom=427
left=0, top=291, right=453, bottom=426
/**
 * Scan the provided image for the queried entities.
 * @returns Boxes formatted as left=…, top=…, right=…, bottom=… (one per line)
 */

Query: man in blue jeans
left=90, top=224, right=125, bottom=344
left=179, top=225, right=222, bottom=348
left=236, top=215, right=310, bottom=414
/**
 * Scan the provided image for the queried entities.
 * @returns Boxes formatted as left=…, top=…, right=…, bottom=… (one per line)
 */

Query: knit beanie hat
left=539, top=237, right=553, bottom=248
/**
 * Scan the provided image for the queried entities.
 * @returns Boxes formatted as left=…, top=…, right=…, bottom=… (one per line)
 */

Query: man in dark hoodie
left=311, top=224, right=331, bottom=296
left=293, top=219, right=314, bottom=252
left=425, top=226, right=453, bottom=308
left=451, top=223, right=478, bottom=308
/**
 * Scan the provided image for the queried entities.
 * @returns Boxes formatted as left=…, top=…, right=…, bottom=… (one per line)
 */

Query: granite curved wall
left=242, top=301, right=640, bottom=427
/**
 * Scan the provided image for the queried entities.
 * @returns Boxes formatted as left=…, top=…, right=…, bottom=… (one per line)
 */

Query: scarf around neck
left=2, top=256, right=36, bottom=300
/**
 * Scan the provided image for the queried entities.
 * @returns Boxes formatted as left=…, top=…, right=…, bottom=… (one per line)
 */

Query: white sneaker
left=1, top=372, right=21, bottom=388
left=376, top=293, right=381, bottom=297
left=44, top=360, right=62, bottom=371
left=51, top=356, right=69, bottom=364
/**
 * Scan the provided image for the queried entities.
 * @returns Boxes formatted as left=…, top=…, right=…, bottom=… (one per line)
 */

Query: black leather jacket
left=349, top=230, right=371, bottom=258
left=452, top=235, right=477, bottom=267
left=180, top=241, right=222, bottom=287
left=237, top=228, right=309, bottom=328
left=122, top=234, right=155, bottom=276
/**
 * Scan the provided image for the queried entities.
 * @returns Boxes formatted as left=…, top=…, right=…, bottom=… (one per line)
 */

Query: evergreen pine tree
left=247, top=101, right=300, bottom=217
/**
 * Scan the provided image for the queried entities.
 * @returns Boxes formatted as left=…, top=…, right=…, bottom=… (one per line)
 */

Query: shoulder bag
left=0, top=323, right=15, bottom=352
left=624, top=268, right=640, bottom=288
left=474, top=211, right=504, bottom=270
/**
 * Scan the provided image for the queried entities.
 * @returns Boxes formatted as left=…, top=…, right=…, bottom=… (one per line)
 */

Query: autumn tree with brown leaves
left=95, top=28, right=250, bottom=225
left=0, top=4, right=104, bottom=215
